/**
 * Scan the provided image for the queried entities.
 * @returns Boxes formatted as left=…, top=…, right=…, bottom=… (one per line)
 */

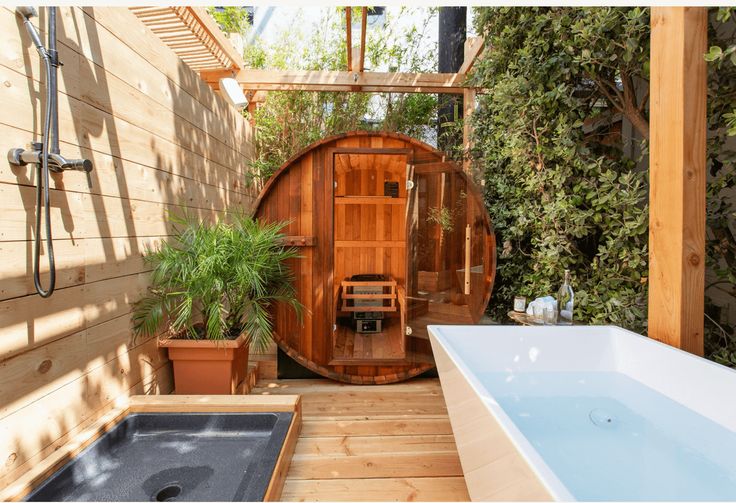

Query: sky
left=247, top=6, right=477, bottom=67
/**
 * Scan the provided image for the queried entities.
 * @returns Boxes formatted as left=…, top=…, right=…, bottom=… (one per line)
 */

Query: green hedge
left=470, top=7, right=736, bottom=365
left=470, top=7, right=650, bottom=332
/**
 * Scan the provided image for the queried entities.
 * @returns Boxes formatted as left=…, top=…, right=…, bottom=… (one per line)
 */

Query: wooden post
left=648, top=7, right=707, bottom=355
left=463, top=88, right=475, bottom=174
left=345, top=7, right=352, bottom=72
left=461, top=37, right=482, bottom=175
left=358, top=7, right=367, bottom=73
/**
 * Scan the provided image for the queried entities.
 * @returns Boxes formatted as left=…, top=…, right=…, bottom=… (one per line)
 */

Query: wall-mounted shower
left=7, top=6, right=93, bottom=298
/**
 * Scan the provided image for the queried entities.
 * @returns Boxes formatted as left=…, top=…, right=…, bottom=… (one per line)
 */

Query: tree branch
left=620, top=69, right=650, bottom=140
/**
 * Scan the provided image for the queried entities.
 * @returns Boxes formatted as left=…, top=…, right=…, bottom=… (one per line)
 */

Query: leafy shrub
left=704, top=7, right=736, bottom=364
left=469, top=7, right=649, bottom=332
left=132, top=211, right=302, bottom=352
left=470, top=7, right=736, bottom=365
left=242, top=8, right=440, bottom=184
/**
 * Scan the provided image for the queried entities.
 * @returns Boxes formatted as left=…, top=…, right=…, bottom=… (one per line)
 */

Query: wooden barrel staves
left=253, top=131, right=496, bottom=384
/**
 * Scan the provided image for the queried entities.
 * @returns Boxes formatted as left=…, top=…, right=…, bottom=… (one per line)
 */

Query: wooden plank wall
left=0, top=7, right=255, bottom=487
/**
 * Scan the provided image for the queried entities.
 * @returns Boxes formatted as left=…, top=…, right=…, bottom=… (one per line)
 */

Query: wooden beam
left=648, top=7, right=707, bottom=355
left=458, top=36, right=484, bottom=75
left=234, top=69, right=465, bottom=93
left=346, top=7, right=353, bottom=72
left=128, top=394, right=302, bottom=413
left=131, top=7, right=246, bottom=74
left=358, top=7, right=367, bottom=73
left=463, top=88, right=476, bottom=174
left=188, top=7, right=246, bottom=70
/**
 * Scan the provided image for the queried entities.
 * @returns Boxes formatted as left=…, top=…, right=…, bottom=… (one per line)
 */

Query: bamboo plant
left=132, top=211, right=302, bottom=352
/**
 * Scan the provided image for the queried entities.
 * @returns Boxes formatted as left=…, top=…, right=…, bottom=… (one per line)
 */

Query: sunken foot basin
left=2, top=396, right=301, bottom=502
left=429, top=325, right=736, bottom=502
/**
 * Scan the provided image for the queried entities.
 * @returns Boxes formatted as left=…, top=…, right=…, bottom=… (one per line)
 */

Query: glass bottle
left=557, top=269, right=574, bottom=324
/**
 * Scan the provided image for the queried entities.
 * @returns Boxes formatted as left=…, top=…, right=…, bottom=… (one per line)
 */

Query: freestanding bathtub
left=428, top=325, right=736, bottom=501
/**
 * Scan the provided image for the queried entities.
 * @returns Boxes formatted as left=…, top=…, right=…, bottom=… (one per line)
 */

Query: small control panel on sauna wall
left=384, top=181, right=399, bottom=198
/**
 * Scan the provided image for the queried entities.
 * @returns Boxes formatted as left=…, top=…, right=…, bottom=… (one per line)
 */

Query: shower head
left=16, top=6, right=37, bottom=19
left=16, top=6, right=45, bottom=56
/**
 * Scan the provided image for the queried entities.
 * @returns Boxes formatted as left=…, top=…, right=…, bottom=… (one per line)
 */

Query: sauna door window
left=332, top=152, right=408, bottom=364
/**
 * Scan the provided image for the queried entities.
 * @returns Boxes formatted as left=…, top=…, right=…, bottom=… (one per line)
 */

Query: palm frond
left=131, top=207, right=303, bottom=344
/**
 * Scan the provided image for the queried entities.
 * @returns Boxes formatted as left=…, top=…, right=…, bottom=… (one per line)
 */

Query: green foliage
left=471, top=7, right=736, bottom=366
left=207, top=7, right=250, bottom=34
left=427, top=207, right=455, bottom=233
left=243, top=7, right=439, bottom=184
left=249, top=92, right=371, bottom=183
left=705, top=7, right=736, bottom=364
left=132, top=211, right=302, bottom=353
left=470, top=7, right=649, bottom=332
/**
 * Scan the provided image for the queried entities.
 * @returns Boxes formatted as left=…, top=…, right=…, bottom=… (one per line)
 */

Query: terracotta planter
left=158, top=332, right=249, bottom=394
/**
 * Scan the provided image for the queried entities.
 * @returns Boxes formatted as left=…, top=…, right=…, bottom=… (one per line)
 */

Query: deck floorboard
left=251, top=378, right=469, bottom=502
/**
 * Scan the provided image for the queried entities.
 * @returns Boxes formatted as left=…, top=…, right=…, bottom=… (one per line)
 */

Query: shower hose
left=30, top=18, right=55, bottom=297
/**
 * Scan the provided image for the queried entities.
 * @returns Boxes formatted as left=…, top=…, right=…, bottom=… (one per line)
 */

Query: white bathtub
left=428, top=325, right=736, bottom=501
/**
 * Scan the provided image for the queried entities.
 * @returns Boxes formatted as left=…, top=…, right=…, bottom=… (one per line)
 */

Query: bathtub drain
left=589, top=408, right=616, bottom=428
left=154, top=484, right=182, bottom=501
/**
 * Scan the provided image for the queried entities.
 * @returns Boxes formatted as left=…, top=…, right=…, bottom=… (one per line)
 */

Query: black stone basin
left=25, top=412, right=293, bottom=502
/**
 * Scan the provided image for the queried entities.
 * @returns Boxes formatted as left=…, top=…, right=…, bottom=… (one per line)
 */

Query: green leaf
left=705, top=45, right=723, bottom=62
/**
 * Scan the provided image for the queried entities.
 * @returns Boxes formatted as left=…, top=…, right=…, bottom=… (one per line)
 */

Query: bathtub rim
left=429, top=323, right=736, bottom=501
left=429, top=324, right=575, bottom=501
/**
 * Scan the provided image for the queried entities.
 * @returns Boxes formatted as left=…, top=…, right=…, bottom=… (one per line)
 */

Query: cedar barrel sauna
left=254, top=131, right=496, bottom=384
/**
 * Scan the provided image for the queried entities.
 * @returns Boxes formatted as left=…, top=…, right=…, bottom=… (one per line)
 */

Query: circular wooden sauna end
left=254, top=131, right=496, bottom=384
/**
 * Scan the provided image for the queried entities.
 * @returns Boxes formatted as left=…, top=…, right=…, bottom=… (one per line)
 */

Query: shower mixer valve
left=7, top=143, right=93, bottom=173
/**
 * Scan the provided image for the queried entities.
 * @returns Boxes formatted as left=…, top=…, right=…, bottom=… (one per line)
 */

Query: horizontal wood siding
left=0, top=6, right=255, bottom=487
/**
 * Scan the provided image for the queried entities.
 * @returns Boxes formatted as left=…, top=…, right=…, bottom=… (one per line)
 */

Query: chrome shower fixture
left=7, top=6, right=93, bottom=298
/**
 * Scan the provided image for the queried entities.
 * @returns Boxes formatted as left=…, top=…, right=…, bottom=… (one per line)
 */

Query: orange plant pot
left=158, top=332, right=249, bottom=394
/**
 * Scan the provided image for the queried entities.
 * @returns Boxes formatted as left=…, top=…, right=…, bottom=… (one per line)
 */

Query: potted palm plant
left=132, top=211, right=302, bottom=394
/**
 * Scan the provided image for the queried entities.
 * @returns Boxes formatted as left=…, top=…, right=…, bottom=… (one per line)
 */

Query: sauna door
left=331, top=151, right=410, bottom=364
left=405, top=160, right=493, bottom=361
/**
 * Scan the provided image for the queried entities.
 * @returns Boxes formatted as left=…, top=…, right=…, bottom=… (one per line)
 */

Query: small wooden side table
left=507, top=311, right=575, bottom=326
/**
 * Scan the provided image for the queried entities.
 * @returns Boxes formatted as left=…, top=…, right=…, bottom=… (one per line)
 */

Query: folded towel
left=526, top=296, right=558, bottom=315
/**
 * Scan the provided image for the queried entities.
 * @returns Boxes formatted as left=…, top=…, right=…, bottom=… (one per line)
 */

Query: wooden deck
left=330, top=322, right=406, bottom=365
left=251, top=378, right=469, bottom=502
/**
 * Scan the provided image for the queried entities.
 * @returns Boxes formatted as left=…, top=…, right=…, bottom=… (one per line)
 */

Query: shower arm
left=8, top=147, right=93, bottom=173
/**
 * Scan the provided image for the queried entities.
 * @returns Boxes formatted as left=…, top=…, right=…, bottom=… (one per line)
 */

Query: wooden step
left=236, top=362, right=260, bottom=395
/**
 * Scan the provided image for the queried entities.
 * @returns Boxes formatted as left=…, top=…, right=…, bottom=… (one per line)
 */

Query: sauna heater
left=351, top=274, right=386, bottom=334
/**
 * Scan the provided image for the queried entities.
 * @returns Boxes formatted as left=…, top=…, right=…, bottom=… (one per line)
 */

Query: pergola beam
left=131, top=7, right=246, bottom=73
left=461, top=38, right=484, bottom=174
left=358, top=7, right=367, bottom=73
left=234, top=69, right=467, bottom=93
left=648, top=7, right=707, bottom=355
left=346, top=7, right=353, bottom=72
left=458, top=37, right=484, bottom=75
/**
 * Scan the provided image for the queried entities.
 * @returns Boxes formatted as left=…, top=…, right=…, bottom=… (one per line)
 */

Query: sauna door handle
left=464, top=224, right=471, bottom=295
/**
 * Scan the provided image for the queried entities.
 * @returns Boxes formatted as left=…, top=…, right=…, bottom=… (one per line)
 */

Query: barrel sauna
left=254, top=131, right=496, bottom=384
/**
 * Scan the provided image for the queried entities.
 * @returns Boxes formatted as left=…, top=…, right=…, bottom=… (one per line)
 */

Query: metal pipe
left=8, top=7, right=93, bottom=298
left=48, top=7, right=60, bottom=155
left=17, top=7, right=44, bottom=55
left=17, top=6, right=55, bottom=297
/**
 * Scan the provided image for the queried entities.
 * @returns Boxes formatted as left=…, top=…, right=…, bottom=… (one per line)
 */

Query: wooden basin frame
left=0, top=395, right=302, bottom=502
